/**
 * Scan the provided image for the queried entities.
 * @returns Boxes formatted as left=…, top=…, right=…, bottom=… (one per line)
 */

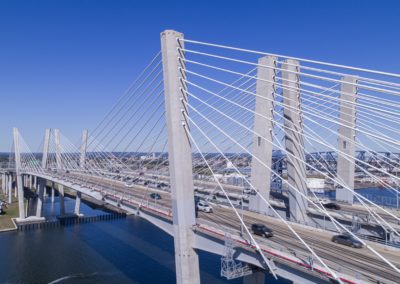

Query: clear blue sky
left=0, top=0, right=399, bottom=151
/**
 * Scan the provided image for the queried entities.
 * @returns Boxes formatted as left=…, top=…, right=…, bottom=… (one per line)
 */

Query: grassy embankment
left=0, top=193, right=19, bottom=231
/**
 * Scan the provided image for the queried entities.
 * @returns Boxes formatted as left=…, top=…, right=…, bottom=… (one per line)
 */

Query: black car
left=251, top=223, right=273, bottom=238
left=331, top=234, right=363, bottom=248
left=150, top=193, right=161, bottom=200
left=323, top=202, right=341, bottom=210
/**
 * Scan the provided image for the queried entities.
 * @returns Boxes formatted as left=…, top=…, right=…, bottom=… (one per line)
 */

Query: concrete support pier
left=249, top=55, right=277, bottom=214
left=282, top=60, right=308, bottom=223
left=161, top=29, right=200, bottom=284
left=74, top=191, right=82, bottom=215
left=59, top=185, right=65, bottom=216
left=35, top=178, right=45, bottom=217
left=1, top=174, right=5, bottom=194
left=336, top=76, right=358, bottom=204
left=14, top=178, right=18, bottom=198
left=51, top=185, right=55, bottom=204
left=8, top=175, right=12, bottom=204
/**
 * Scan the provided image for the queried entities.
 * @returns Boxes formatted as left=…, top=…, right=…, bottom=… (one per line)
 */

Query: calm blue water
left=0, top=196, right=290, bottom=283
left=321, top=187, right=399, bottom=208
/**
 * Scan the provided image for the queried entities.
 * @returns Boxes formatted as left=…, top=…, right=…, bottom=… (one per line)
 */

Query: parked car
left=197, top=201, right=213, bottom=213
left=323, top=202, right=341, bottom=210
left=251, top=223, right=274, bottom=238
left=331, top=234, right=363, bottom=248
left=150, top=193, right=161, bottom=200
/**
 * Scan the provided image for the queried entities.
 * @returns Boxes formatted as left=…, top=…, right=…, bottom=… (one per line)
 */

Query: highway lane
left=200, top=206, right=400, bottom=283
left=121, top=171, right=400, bottom=226
left=69, top=170, right=400, bottom=224
left=55, top=173, right=400, bottom=283
left=338, top=202, right=400, bottom=224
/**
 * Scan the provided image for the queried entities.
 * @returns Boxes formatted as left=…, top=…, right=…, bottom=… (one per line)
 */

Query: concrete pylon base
left=15, top=216, right=46, bottom=224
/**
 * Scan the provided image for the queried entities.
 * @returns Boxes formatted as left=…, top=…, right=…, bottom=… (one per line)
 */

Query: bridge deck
left=22, top=171, right=400, bottom=284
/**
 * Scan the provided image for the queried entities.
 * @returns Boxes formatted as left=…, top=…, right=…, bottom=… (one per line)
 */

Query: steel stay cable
left=187, top=102, right=400, bottom=275
left=180, top=38, right=400, bottom=79
left=185, top=87, right=400, bottom=224
left=182, top=58, right=400, bottom=120
left=184, top=122, right=279, bottom=280
left=186, top=114, right=344, bottom=282
left=90, top=51, right=161, bottom=137
left=183, top=70, right=400, bottom=150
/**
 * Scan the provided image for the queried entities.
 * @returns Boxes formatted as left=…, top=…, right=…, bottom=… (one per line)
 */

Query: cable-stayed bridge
left=1, top=30, right=400, bottom=284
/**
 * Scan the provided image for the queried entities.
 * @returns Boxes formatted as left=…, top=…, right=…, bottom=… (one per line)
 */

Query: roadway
left=125, top=171, right=400, bottom=226
left=55, top=172, right=400, bottom=283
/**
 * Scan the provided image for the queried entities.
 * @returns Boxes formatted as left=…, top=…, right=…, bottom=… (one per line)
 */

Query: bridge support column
left=36, top=178, right=45, bottom=217
left=74, top=191, right=82, bottom=215
left=282, top=60, right=308, bottom=223
left=16, top=175, right=24, bottom=218
left=243, top=271, right=265, bottom=284
left=336, top=76, right=358, bottom=205
left=8, top=174, right=12, bottom=204
left=14, top=176, right=18, bottom=198
left=249, top=55, right=277, bottom=214
left=51, top=182, right=55, bottom=204
left=44, top=184, right=48, bottom=198
left=1, top=173, right=5, bottom=194
left=161, top=30, right=200, bottom=284
left=13, top=128, right=26, bottom=220
left=59, top=184, right=65, bottom=216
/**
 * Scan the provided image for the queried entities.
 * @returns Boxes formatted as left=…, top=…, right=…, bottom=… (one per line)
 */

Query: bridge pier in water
left=249, top=55, right=277, bottom=214
left=59, top=184, right=66, bottom=216
left=51, top=184, right=55, bottom=204
left=161, top=29, right=200, bottom=284
left=282, top=60, right=308, bottom=223
left=74, top=191, right=82, bottom=215
left=35, top=178, right=45, bottom=217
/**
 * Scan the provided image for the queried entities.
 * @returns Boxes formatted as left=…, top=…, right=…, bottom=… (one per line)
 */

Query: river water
left=0, top=196, right=290, bottom=284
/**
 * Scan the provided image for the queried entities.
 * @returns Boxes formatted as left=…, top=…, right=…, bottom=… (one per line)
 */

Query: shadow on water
left=0, top=195, right=290, bottom=284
